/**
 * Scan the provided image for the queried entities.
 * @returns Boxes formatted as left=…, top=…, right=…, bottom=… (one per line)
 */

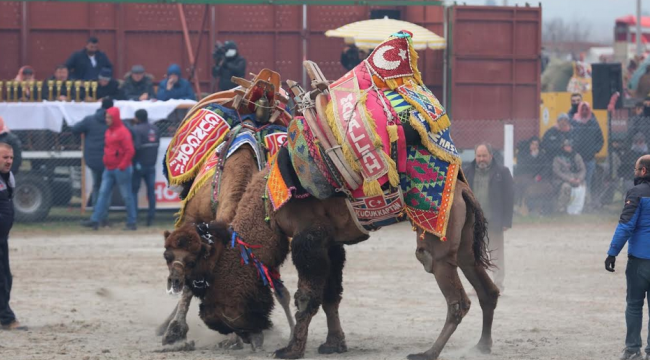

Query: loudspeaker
left=591, top=63, right=623, bottom=110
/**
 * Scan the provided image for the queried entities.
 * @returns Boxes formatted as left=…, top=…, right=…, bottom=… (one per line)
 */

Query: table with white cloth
left=0, top=99, right=197, bottom=132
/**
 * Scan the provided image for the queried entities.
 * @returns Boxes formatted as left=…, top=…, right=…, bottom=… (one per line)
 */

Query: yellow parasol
left=325, top=17, right=446, bottom=50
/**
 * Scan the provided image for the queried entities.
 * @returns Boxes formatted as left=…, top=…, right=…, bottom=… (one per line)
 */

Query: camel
left=157, top=140, right=294, bottom=349
left=209, top=165, right=499, bottom=360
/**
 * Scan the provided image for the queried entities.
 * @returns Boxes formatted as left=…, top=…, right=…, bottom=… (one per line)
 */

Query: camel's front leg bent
left=162, top=286, right=193, bottom=345
left=274, top=227, right=332, bottom=359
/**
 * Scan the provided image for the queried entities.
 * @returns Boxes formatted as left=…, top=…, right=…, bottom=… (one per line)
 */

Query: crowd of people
left=11, top=36, right=247, bottom=102
left=71, top=98, right=160, bottom=231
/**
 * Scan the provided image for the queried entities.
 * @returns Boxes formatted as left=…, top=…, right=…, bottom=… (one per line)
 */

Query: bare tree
left=543, top=17, right=593, bottom=58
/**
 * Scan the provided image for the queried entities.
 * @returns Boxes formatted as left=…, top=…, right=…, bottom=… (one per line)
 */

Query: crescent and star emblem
left=367, top=199, right=384, bottom=207
left=373, top=45, right=403, bottom=70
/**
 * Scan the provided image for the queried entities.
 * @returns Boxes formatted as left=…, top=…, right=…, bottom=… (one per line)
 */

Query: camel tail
left=461, top=188, right=493, bottom=269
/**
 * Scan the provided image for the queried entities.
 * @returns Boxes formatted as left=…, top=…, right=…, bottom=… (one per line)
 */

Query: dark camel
left=209, top=166, right=500, bottom=360
left=157, top=146, right=294, bottom=349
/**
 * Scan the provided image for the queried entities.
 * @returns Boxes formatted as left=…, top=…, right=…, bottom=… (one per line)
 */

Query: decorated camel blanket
left=173, top=121, right=287, bottom=227
left=268, top=31, right=461, bottom=239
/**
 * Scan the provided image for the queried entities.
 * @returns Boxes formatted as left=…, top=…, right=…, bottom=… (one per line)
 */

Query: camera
left=212, top=41, right=225, bottom=62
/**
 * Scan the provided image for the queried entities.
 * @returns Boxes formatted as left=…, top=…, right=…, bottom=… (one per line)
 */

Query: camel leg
left=274, top=227, right=332, bottom=359
left=162, top=286, right=192, bottom=345
left=274, top=284, right=296, bottom=339
left=156, top=302, right=179, bottom=336
left=218, top=333, right=244, bottom=350
left=458, top=217, right=499, bottom=354
left=410, top=213, right=471, bottom=360
left=318, top=244, right=347, bottom=354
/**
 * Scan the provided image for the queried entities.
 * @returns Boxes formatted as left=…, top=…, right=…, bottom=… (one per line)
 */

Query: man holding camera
left=211, top=40, right=246, bottom=91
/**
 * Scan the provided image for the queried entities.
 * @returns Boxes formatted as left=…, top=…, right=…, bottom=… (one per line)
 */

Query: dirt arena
left=0, top=216, right=635, bottom=360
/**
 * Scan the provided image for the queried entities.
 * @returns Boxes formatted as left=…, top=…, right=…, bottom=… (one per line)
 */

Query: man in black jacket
left=0, top=143, right=26, bottom=331
left=72, top=98, right=111, bottom=217
left=212, top=41, right=246, bottom=91
left=96, top=68, right=120, bottom=100
left=65, top=37, right=113, bottom=81
left=131, top=109, right=160, bottom=226
left=120, top=65, right=155, bottom=101
left=464, top=143, right=514, bottom=294
left=0, top=117, right=22, bottom=174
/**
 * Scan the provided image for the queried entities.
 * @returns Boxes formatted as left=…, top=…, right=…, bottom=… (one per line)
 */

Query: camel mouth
left=166, top=277, right=184, bottom=296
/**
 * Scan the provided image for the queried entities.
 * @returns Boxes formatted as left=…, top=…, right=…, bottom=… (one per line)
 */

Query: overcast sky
left=460, top=0, right=647, bottom=43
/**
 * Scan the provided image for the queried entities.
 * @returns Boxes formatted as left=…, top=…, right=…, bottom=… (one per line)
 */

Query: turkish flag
left=365, top=37, right=414, bottom=80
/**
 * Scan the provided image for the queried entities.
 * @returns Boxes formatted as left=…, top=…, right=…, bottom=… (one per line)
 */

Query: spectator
left=211, top=41, right=246, bottom=91
left=604, top=155, right=650, bottom=360
left=0, top=117, right=22, bottom=174
left=81, top=107, right=136, bottom=231
left=636, top=66, right=650, bottom=100
left=157, top=64, right=195, bottom=101
left=463, top=143, right=514, bottom=294
left=552, top=139, right=586, bottom=213
left=71, top=98, right=111, bottom=216
left=635, top=101, right=644, bottom=117
left=42, top=65, right=74, bottom=101
left=120, top=65, right=155, bottom=101
left=621, top=133, right=650, bottom=190
left=542, top=113, right=572, bottom=156
left=0, top=143, right=26, bottom=331
left=570, top=101, right=604, bottom=194
left=340, top=44, right=365, bottom=71
left=65, top=36, right=113, bottom=81
left=14, top=66, right=35, bottom=101
left=628, top=96, right=650, bottom=149
left=131, top=109, right=160, bottom=226
left=95, top=68, right=120, bottom=100
left=514, top=137, right=553, bottom=214
left=567, top=93, right=582, bottom=119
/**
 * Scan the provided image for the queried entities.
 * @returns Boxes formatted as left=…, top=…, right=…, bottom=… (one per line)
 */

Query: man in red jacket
left=81, top=107, right=137, bottom=230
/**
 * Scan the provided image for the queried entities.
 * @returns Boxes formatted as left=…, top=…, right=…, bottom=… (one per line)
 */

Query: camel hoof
left=407, top=352, right=437, bottom=360
left=318, top=339, right=347, bottom=354
left=218, top=337, right=244, bottom=350
left=155, top=322, right=168, bottom=336
left=162, top=320, right=189, bottom=345
left=273, top=346, right=305, bottom=359
left=473, top=342, right=492, bottom=354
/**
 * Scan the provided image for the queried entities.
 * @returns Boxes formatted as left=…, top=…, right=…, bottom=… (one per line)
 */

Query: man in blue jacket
left=156, top=64, right=196, bottom=101
left=606, top=154, right=650, bottom=360
left=72, top=98, right=112, bottom=226
left=65, top=37, right=113, bottom=81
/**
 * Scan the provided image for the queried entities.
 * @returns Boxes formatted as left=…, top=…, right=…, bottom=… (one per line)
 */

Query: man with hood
left=570, top=101, right=603, bottom=193
left=0, top=117, right=21, bottom=174
left=72, top=98, right=112, bottom=212
left=81, top=107, right=136, bottom=231
left=65, top=37, right=113, bottom=81
left=157, top=64, right=196, bottom=101
left=131, top=109, right=159, bottom=226
left=605, top=155, right=650, bottom=360
left=120, top=65, right=155, bottom=101
left=211, top=40, right=246, bottom=91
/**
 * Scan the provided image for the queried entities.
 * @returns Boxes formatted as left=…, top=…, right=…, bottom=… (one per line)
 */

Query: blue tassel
left=240, top=246, right=249, bottom=265
left=231, top=231, right=237, bottom=248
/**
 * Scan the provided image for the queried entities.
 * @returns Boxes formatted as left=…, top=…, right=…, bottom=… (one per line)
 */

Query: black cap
left=101, top=97, right=114, bottom=109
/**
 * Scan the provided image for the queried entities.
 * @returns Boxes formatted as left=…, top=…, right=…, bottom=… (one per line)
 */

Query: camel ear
left=163, top=230, right=171, bottom=239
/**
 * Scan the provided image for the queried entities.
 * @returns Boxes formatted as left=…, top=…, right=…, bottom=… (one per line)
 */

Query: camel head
left=163, top=223, right=221, bottom=295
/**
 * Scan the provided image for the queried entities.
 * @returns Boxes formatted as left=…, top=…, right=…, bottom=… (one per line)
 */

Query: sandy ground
left=0, top=219, right=635, bottom=360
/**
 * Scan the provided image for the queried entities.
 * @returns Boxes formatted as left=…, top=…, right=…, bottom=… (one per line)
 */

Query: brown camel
left=157, top=146, right=294, bottom=349
left=208, top=166, right=499, bottom=360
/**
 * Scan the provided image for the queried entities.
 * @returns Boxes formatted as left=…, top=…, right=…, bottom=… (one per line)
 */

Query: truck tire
left=14, top=173, right=52, bottom=222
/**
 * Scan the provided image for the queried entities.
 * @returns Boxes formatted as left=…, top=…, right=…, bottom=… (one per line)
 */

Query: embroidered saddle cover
left=271, top=31, right=463, bottom=239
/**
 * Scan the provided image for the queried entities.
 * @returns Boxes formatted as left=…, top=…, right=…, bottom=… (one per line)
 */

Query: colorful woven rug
left=400, top=143, right=459, bottom=239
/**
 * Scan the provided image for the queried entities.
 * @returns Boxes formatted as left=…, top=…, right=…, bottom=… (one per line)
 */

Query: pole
left=178, top=4, right=203, bottom=97
left=302, top=4, right=308, bottom=88
left=504, top=124, right=514, bottom=175
left=636, top=0, right=643, bottom=57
